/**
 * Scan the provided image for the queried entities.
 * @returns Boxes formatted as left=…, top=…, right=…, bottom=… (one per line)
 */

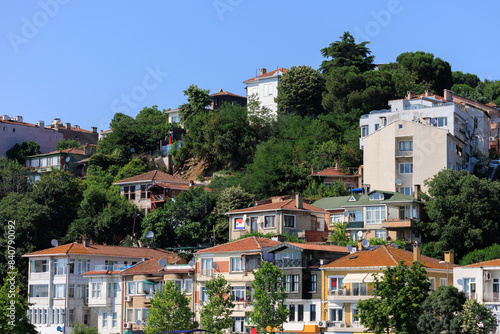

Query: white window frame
left=53, top=284, right=66, bottom=299
left=184, top=279, right=192, bottom=295
left=330, top=213, right=344, bottom=225
left=366, top=206, right=386, bottom=224
left=399, top=163, right=413, bottom=174
left=231, top=286, right=246, bottom=302
left=264, top=215, right=276, bottom=228
left=375, top=229, right=387, bottom=240
left=429, top=277, right=436, bottom=291
left=102, top=312, right=108, bottom=328
left=361, top=125, right=369, bottom=137
left=328, top=276, right=345, bottom=291
left=201, top=258, right=213, bottom=276
left=230, top=257, right=244, bottom=272
left=399, top=140, right=413, bottom=151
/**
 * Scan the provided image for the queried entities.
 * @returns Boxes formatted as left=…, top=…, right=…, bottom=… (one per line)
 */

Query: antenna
left=395, top=179, right=402, bottom=186
left=158, top=258, right=166, bottom=267
left=188, top=259, right=195, bottom=267
left=51, top=239, right=58, bottom=247
left=362, top=239, right=370, bottom=248
left=145, top=231, right=154, bottom=240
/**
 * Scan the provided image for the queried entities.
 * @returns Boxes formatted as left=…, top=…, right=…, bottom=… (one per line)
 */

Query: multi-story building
left=453, top=258, right=500, bottom=332
left=23, top=241, right=178, bottom=334
left=320, top=244, right=455, bottom=331
left=243, top=68, right=287, bottom=117
left=194, top=237, right=280, bottom=333
left=360, top=90, right=490, bottom=194
left=266, top=242, right=349, bottom=334
left=45, top=118, right=99, bottom=146
left=313, top=190, right=423, bottom=243
left=0, top=115, right=63, bottom=157
left=226, top=194, right=330, bottom=243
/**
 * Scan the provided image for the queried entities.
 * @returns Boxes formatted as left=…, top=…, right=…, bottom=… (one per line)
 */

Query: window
left=29, top=285, right=48, bottom=298
left=398, top=187, right=413, bottom=196
left=135, top=309, right=142, bottom=323
left=201, top=258, right=213, bottom=276
left=53, top=284, right=65, bottom=298
left=69, top=284, right=75, bottom=298
left=102, top=312, right=108, bottom=328
left=311, top=216, right=319, bottom=231
left=174, top=280, right=183, bottom=291
left=230, top=257, right=244, bottom=272
left=136, top=281, right=143, bottom=294
left=112, top=312, right=117, bottom=328
left=399, top=163, right=413, bottom=174
left=352, top=307, right=360, bottom=325
left=69, top=309, right=75, bottom=325
left=126, top=309, right=134, bottom=322
left=463, top=278, right=477, bottom=298
left=298, top=305, right=304, bottom=321
left=250, top=217, right=258, bottom=232
left=310, top=304, right=316, bottom=321
left=348, top=210, right=363, bottom=222
left=108, top=282, right=118, bottom=297
left=366, top=206, right=386, bottom=224
left=232, top=287, right=246, bottom=302
left=283, top=215, right=295, bottom=228
left=375, top=229, right=387, bottom=239
left=264, top=215, right=275, bottom=228
left=78, top=284, right=88, bottom=298
left=31, top=260, right=48, bottom=273
left=329, top=308, right=344, bottom=322
left=292, top=274, right=300, bottom=292
left=200, top=287, right=209, bottom=303
left=361, top=125, right=369, bottom=137
left=129, top=186, right=136, bottom=200
left=440, top=277, right=448, bottom=287
left=184, top=279, right=192, bottom=294
left=92, top=283, right=102, bottom=298
left=331, top=213, right=343, bottom=225
left=310, top=275, right=317, bottom=292
left=329, top=276, right=345, bottom=291
left=141, top=185, right=147, bottom=199
left=351, top=282, right=367, bottom=296
left=289, top=305, right=295, bottom=321
left=399, top=141, right=413, bottom=151
left=375, top=124, right=380, bottom=131
left=53, top=259, right=67, bottom=275
left=171, top=116, right=180, bottom=123
left=76, top=259, right=90, bottom=275
left=127, top=281, right=135, bottom=295
left=285, top=275, right=291, bottom=292
left=369, top=192, right=384, bottom=200
left=233, top=317, right=245, bottom=333
left=398, top=123, right=403, bottom=129
left=429, top=277, right=436, bottom=291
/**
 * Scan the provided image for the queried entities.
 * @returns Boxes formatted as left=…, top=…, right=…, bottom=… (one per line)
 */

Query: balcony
left=273, top=258, right=306, bottom=268
left=395, top=150, right=413, bottom=158
left=199, top=269, right=213, bottom=277
left=382, top=218, right=415, bottom=230
left=150, top=194, right=166, bottom=203
left=483, top=292, right=500, bottom=302
left=94, top=264, right=122, bottom=271
left=327, top=288, right=371, bottom=301
left=345, top=221, right=363, bottom=229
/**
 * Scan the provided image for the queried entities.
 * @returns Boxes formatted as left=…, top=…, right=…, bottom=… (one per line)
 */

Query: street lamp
left=439, top=261, right=450, bottom=286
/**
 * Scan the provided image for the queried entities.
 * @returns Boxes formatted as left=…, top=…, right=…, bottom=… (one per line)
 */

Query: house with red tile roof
left=320, top=244, right=456, bottom=331
left=23, top=241, right=179, bottom=334
left=210, top=89, right=247, bottom=110
left=243, top=67, right=287, bottom=117
left=194, top=237, right=281, bottom=332
left=311, top=160, right=362, bottom=190
left=226, top=194, right=330, bottom=243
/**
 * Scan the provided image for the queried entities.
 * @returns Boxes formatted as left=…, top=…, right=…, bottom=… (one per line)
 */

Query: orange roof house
left=209, top=89, right=247, bottom=110
left=311, top=160, right=362, bottom=190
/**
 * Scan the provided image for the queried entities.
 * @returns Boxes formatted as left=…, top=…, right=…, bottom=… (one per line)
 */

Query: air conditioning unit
left=484, top=271, right=492, bottom=281
left=318, top=320, right=328, bottom=328
left=124, top=295, right=131, bottom=302
left=124, top=322, right=132, bottom=329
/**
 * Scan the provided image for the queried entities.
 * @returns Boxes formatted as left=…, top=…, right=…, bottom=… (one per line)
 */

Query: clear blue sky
left=1, top=1, right=498, bottom=131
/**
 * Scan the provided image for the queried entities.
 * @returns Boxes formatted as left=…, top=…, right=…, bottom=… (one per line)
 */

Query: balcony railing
left=150, top=194, right=166, bottom=202
left=200, top=269, right=213, bottom=276
left=483, top=292, right=500, bottom=302
left=274, top=259, right=306, bottom=268
left=395, top=150, right=413, bottom=157
left=94, top=264, right=122, bottom=271
left=328, top=288, right=369, bottom=297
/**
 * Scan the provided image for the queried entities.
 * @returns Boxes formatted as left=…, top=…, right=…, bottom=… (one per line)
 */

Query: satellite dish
left=65, top=157, right=71, bottom=163
left=242, top=214, right=247, bottom=221
left=51, top=239, right=58, bottom=247
left=136, top=319, right=142, bottom=326
left=362, top=239, right=370, bottom=248
left=343, top=211, right=349, bottom=217
left=188, top=259, right=195, bottom=267
left=145, top=231, right=154, bottom=240
left=346, top=244, right=353, bottom=253
left=357, top=231, right=363, bottom=238
left=158, top=258, right=166, bottom=267
left=130, top=148, right=135, bottom=153
left=395, top=179, right=402, bottom=186
left=212, top=262, right=218, bottom=269
left=56, top=326, right=62, bottom=332
left=470, top=157, right=477, bottom=164
left=457, top=279, right=463, bottom=285
left=391, top=243, right=398, bottom=249
left=386, top=236, right=392, bottom=241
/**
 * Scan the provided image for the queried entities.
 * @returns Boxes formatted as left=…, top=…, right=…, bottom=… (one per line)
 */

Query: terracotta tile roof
left=243, top=68, right=288, bottom=83
left=165, top=108, right=179, bottom=114
left=322, top=245, right=459, bottom=269
left=210, top=91, right=246, bottom=99
left=114, top=170, right=186, bottom=185
left=149, top=181, right=203, bottom=191
left=227, top=199, right=329, bottom=214
left=311, top=167, right=358, bottom=177
left=196, top=237, right=280, bottom=254
left=120, top=258, right=194, bottom=275
left=465, top=258, right=500, bottom=268
left=23, top=242, right=179, bottom=261
left=83, top=270, right=121, bottom=276
left=286, top=242, right=349, bottom=253
left=0, top=119, right=37, bottom=127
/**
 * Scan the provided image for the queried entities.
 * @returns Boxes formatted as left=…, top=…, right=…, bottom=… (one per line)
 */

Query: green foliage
left=303, top=180, right=348, bottom=201
left=417, top=169, right=500, bottom=260
left=0, top=157, right=29, bottom=200
left=357, top=261, right=430, bottom=334
left=0, top=270, right=37, bottom=334
left=141, top=187, right=218, bottom=248
left=71, top=322, right=99, bottom=334
left=452, top=71, right=481, bottom=88
left=249, top=261, right=289, bottom=333
left=144, top=280, right=197, bottom=334
left=6, top=141, right=41, bottom=165
left=460, top=243, right=500, bottom=266
left=327, top=221, right=349, bottom=244
left=56, top=139, right=82, bottom=150
left=200, top=275, right=234, bottom=333
left=113, top=158, right=149, bottom=183
left=320, top=32, right=375, bottom=73
left=381, top=63, right=431, bottom=98
left=456, top=298, right=497, bottom=334
left=235, top=232, right=304, bottom=243
left=178, top=84, right=211, bottom=124
left=417, top=285, right=466, bottom=334
left=276, top=65, right=326, bottom=118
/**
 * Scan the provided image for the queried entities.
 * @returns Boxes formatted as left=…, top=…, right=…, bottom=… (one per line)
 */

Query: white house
left=243, top=67, right=287, bottom=117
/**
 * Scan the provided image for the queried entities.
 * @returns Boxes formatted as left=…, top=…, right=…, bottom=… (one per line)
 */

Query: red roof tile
left=285, top=242, right=349, bottom=253
left=120, top=258, right=194, bottom=275
left=243, top=68, right=288, bottom=83
left=114, top=170, right=186, bottom=185
left=0, top=119, right=37, bottom=127
left=210, top=91, right=246, bottom=99
left=149, top=182, right=203, bottom=191
left=311, top=167, right=358, bottom=177
left=226, top=199, right=328, bottom=214
left=322, top=245, right=459, bottom=269
left=196, top=237, right=280, bottom=254
left=465, top=258, right=500, bottom=268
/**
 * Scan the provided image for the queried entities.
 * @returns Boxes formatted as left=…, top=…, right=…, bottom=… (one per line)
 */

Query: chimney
left=443, top=89, right=453, bottom=102
left=311, top=166, right=315, bottom=175
left=16, top=116, right=23, bottom=122
left=335, top=159, right=340, bottom=170
left=425, top=90, right=431, bottom=97
left=1, top=115, right=10, bottom=121
left=413, top=242, right=421, bottom=262
left=91, top=126, right=97, bottom=133
left=406, top=91, right=414, bottom=100
left=295, top=193, right=303, bottom=209
left=358, top=240, right=363, bottom=250
left=66, top=122, right=71, bottom=130
left=37, top=121, right=45, bottom=128
left=413, top=184, right=421, bottom=200
left=444, top=250, right=454, bottom=264
left=259, top=68, right=267, bottom=76
left=189, top=180, right=194, bottom=188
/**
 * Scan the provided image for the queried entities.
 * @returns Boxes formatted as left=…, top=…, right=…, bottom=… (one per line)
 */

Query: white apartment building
left=360, top=91, right=490, bottom=194
left=23, top=242, right=178, bottom=334
left=243, top=67, right=287, bottom=117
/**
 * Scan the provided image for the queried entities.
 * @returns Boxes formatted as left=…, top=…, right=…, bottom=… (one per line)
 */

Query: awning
left=343, top=273, right=367, bottom=283
left=142, top=280, right=160, bottom=285
left=364, top=273, right=383, bottom=283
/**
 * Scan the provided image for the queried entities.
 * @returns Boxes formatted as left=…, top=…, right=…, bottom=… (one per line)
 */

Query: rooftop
left=226, top=198, right=329, bottom=214
left=313, top=190, right=419, bottom=209
left=196, top=237, right=280, bottom=254
left=243, top=68, right=288, bottom=84
left=114, top=170, right=187, bottom=185
left=267, top=242, right=349, bottom=254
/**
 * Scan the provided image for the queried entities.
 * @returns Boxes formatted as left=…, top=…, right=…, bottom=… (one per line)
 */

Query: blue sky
left=0, top=1, right=499, bottom=131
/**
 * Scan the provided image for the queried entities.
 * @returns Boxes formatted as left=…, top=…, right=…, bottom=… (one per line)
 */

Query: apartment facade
left=45, top=118, right=99, bottom=146
left=243, top=67, right=287, bottom=117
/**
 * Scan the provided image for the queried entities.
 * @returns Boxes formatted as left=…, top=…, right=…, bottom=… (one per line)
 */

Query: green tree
left=327, top=221, right=350, bottom=244
left=0, top=157, right=29, bottom=200
left=460, top=243, right=500, bottom=266
left=179, top=84, right=212, bottom=124
left=0, top=270, right=37, bottom=334
left=452, top=71, right=481, bottom=88
left=456, top=299, right=497, bottom=334
left=275, top=65, right=326, bottom=118
left=6, top=141, right=41, bottom=165
left=249, top=261, right=289, bottom=333
left=417, top=169, right=500, bottom=260
left=113, top=158, right=149, bottom=183
left=200, top=275, right=234, bottom=333
left=357, top=261, right=431, bottom=334
left=381, top=63, right=431, bottom=98
left=56, top=139, right=82, bottom=150
left=71, top=322, right=99, bottom=334
left=417, top=285, right=466, bottom=333
left=144, top=280, right=197, bottom=334
left=303, top=180, right=348, bottom=201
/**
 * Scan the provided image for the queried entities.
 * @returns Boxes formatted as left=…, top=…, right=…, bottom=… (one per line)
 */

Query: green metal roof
left=313, top=190, right=421, bottom=210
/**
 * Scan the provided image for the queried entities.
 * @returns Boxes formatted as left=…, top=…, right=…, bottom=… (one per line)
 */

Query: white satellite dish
left=391, top=243, right=398, bottom=249
left=130, top=148, right=135, bottom=153
left=242, top=214, right=247, bottom=221
left=65, top=157, right=71, bottom=163
left=395, top=179, right=402, bottom=186
left=361, top=239, right=370, bottom=248
left=188, top=259, right=195, bottom=267
left=346, top=244, right=353, bottom=253
left=212, top=262, right=218, bottom=269
left=357, top=231, right=363, bottom=239
left=158, top=258, right=166, bottom=267
left=136, top=319, right=142, bottom=326
left=457, top=279, right=463, bottom=285
left=51, top=239, right=58, bottom=247
left=145, top=231, right=154, bottom=240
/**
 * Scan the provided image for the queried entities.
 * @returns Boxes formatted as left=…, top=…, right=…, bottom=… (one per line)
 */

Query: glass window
left=375, top=124, right=380, bottom=131
left=231, top=257, right=244, bottom=272
left=141, top=185, right=147, bottom=199
left=310, top=274, right=317, bottom=292
left=69, top=284, right=74, bottom=298
left=329, top=276, right=344, bottom=291
left=76, top=259, right=91, bottom=275
left=284, top=215, right=295, bottom=228
left=53, top=259, right=67, bottom=275
left=201, top=258, right=213, bottom=276
left=135, top=309, right=141, bottom=323
left=127, top=281, right=134, bottom=295
left=292, top=274, right=300, bottom=292
left=352, top=282, right=368, bottom=296
left=429, top=277, right=436, bottom=291
left=310, top=304, right=316, bottom=321
left=329, top=308, right=343, bottom=322
left=361, top=125, right=369, bottom=137
left=91, top=283, right=102, bottom=298
left=31, top=260, right=48, bottom=273
left=231, top=287, right=246, bottom=302
left=298, top=305, right=304, bottom=321
left=348, top=210, right=363, bottom=222
left=233, top=317, right=245, bottom=333
left=285, top=275, right=291, bottom=292
left=331, top=213, right=343, bottom=225
left=112, top=312, right=117, bottom=328
left=136, top=281, right=143, bottom=294
left=53, top=284, right=65, bottom=298
left=69, top=309, right=75, bottom=325
left=399, top=205, right=413, bottom=219
left=289, top=305, right=295, bottom=321
left=375, top=229, right=387, bottom=239
left=399, top=163, right=413, bottom=174
left=29, top=285, right=49, bottom=298
left=398, top=187, right=413, bottom=196
left=102, top=312, right=108, bottom=328
left=201, top=287, right=209, bottom=303
left=399, top=141, right=413, bottom=151
left=174, top=280, right=183, bottom=291
left=366, top=206, right=386, bottom=224
left=184, top=279, right=192, bottom=294
left=264, top=215, right=275, bottom=228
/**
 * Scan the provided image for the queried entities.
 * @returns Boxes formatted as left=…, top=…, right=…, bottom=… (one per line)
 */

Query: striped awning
left=343, top=273, right=368, bottom=283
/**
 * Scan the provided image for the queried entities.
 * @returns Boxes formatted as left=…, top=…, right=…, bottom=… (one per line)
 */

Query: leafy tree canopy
left=71, top=322, right=99, bottom=334
left=178, top=84, right=211, bottom=124
left=113, top=158, right=149, bottom=183
left=320, top=32, right=375, bottom=73
left=200, top=275, right=234, bottom=333
left=6, top=141, right=41, bottom=165
left=452, top=71, right=481, bottom=88
left=460, top=243, right=500, bottom=266
left=456, top=298, right=497, bottom=334
left=56, top=139, right=82, bottom=150
left=0, top=157, right=29, bottom=200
